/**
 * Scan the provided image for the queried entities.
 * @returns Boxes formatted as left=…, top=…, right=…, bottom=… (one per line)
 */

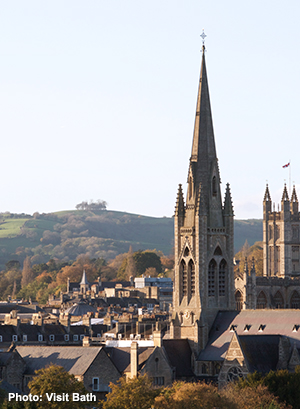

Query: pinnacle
left=281, top=184, right=289, bottom=202
left=263, top=184, right=271, bottom=202
left=223, top=183, right=234, bottom=215
left=291, top=185, right=298, bottom=203
left=175, top=184, right=185, bottom=216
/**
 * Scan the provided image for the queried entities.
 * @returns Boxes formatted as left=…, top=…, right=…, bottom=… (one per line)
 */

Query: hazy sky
left=0, top=1, right=299, bottom=219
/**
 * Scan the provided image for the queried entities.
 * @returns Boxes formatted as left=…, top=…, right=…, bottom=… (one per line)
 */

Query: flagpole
left=289, top=159, right=291, bottom=197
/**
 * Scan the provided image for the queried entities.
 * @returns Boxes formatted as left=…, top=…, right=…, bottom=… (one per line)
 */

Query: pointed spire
left=174, top=184, right=185, bottom=216
left=263, top=184, right=271, bottom=202
left=291, top=185, right=298, bottom=214
left=191, top=48, right=216, bottom=166
left=281, top=184, right=289, bottom=202
left=80, top=270, right=89, bottom=285
left=223, top=183, right=234, bottom=216
left=291, top=185, right=298, bottom=202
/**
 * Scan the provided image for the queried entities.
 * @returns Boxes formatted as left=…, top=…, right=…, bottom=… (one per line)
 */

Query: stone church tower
left=171, top=46, right=235, bottom=353
left=263, top=184, right=300, bottom=277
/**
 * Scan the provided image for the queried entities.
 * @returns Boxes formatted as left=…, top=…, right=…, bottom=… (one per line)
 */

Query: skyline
left=0, top=1, right=299, bottom=219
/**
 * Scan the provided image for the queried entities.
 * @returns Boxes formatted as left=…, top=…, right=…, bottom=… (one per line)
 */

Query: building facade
left=170, top=45, right=235, bottom=354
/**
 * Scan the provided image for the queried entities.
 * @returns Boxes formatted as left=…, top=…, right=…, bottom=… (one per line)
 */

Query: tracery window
left=274, top=291, right=284, bottom=309
left=181, top=260, right=187, bottom=297
left=219, top=259, right=226, bottom=296
left=189, top=260, right=195, bottom=295
left=208, top=260, right=216, bottom=297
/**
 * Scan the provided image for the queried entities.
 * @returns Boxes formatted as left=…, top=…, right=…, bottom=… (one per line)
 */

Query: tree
left=21, top=256, right=33, bottom=288
left=124, top=246, right=137, bottom=279
left=28, top=364, right=87, bottom=409
left=103, top=375, right=160, bottom=409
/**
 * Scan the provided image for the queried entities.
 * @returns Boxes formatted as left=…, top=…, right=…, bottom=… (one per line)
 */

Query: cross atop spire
left=200, top=29, right=207, bottom=47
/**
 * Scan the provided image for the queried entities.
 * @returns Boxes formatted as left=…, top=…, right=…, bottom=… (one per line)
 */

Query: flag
left=282, top=162, right=290, bottom=168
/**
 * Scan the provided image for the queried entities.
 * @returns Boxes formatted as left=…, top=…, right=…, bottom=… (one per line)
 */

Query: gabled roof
left=239, top=335, right=280, bottom=374
left=106, top=346, right=154, bottom=373
left=199, top=310, right=300, bottom=362
left=16, top=346, right=103, bottom=376
left=163, top=339, right=194, bottom=378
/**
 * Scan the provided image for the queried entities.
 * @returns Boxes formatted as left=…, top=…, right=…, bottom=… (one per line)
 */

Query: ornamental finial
left=200, top=29, right=207, bottom=50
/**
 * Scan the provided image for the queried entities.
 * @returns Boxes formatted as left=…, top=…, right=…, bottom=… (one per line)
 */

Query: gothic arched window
left=219, top=259, right=226, bottom=296
left=189, top=259, right=195, bottom=295
left=180, top=260, right=187, bottom=297
left=274, top=291, right=284, bottom=309
left=257, top=291, right=267, bottom=309
left=235, top=290, right=243, bottom=311
left=208, top=260, right=216, bottom=297
left=290, top=291, right=300, bottom=309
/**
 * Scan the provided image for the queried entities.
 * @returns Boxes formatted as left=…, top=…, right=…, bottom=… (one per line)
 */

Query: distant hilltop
left=0, top=210, right=262, bottom=268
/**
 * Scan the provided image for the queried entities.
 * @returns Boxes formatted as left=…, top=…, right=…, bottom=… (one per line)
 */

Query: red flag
left=282, top=162, right=290, bottom=168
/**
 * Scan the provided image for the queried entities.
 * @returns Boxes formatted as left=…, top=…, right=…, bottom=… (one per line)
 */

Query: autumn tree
left=21, top=256, right=33, bottom=288
left=103, top=375, right=160, bottom=409
left=28, top=364, right=87, bottom=409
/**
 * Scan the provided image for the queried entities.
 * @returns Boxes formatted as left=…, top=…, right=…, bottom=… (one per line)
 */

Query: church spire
left=191, top=47, right=216, bottom=169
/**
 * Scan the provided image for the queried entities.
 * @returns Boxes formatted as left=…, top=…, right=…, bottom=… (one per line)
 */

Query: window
left=235, top=290, right=243, bottom=311
left=64, top=334, right=69, bottom=341
left=0, top=336, right=3, bottom=342
left=38, top=334, right=43, bottom=342
left=219, top=259, right=226, bottom=296
left=92, top=377, right=99, bottom=391
left=257, top=291, right=267, bottom=309
left=274, top=291, right=284, bottom=309
left=290, top=291, right=300, bottom=309
left=153, top=377, right=164, bottom=386
left=80, top=335, right=85, bottom=341
left=73, top=335, right=78, bottom=341
left=189, top=260, right=195, bottom=295
left=181, top=260, right=187, bottom=297
left=23, top=335, right=27, bottom=342
left=49, top=335, right=55, bottom=342
left=12, top=335, right=17, bottom=342
left=208, top=260, right=216, bottom=296
left=97, top=333, right=101, bottom=338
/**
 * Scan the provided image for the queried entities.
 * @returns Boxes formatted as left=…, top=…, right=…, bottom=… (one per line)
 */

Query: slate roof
left=199, top=309, right=300, bottom=361
left=239, top=335, right=280, bottom=374
left=16, top=346, right=103, bottom=375
left=106, top=346, right=154, bottom=373
left=163, top=339, right=194, bottom=378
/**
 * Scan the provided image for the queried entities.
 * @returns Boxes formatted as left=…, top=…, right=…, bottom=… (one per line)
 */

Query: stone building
left=170, top=43, right=235, bottom=355
left=235, top=184, right=300, bottom=311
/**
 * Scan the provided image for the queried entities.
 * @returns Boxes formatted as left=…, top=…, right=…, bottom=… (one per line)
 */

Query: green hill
left=0, top=211, right=262, bottom=268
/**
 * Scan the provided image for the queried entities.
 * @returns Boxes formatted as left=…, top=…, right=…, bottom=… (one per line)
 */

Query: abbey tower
left=171, top=46, right=235, bottom=353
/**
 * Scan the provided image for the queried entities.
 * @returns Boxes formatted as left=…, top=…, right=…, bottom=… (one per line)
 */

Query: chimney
left=153, top=330, right=162, bottom=348
left=59, top=312, right=70, bottom=334
left=130, top=341, right=138, bottom=378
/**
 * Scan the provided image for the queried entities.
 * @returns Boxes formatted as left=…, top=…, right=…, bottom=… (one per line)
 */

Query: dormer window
left=293, top=325, right=299, bottom=332
left=230, top=325, right=237, bottom=332
left=258, top=324, right=265, bottom=332
left=244, top=325, right=251, bottom=332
